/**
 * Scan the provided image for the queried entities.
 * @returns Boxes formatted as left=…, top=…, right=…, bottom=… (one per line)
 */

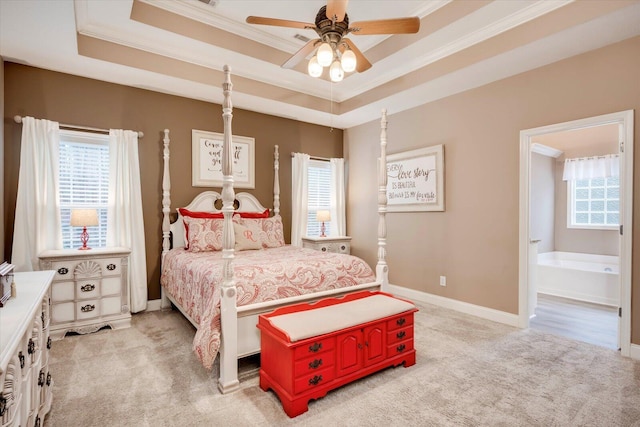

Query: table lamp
left=316, top=210, right=331, bottom=238
left=70, top=209, right=99, bottom=250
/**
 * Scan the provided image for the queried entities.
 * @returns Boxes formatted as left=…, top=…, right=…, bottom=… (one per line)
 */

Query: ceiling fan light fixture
left=341, top=49, right=356, bottom=73
left=308, top=55, right=323, bottom=78
left=329, top=60, right=344, bottom=82
left=317, top=42, right=334, bottom=67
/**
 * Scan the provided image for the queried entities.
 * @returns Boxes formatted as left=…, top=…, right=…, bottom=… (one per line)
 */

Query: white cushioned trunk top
left=269, top=294, right=416, bottom=342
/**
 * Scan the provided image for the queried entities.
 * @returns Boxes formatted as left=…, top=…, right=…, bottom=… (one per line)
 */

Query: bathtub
left=536, top=251, right=619, bottom=306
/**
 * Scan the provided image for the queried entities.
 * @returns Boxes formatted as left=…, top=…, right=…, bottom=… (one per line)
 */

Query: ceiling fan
left=246, top=0, right=420, bottom=81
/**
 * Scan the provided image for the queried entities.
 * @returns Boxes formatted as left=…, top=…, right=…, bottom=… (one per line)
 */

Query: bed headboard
left=170, top=191, right=269, bottom=249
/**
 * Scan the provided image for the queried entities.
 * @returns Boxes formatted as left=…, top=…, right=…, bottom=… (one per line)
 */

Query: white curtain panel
left=562, top=154, right=619, bottom=181
left=291, top=153, right=310, bottom=246
left=12, top=117, right=62, bottom=271
left=107, top=129, right=148, bottom=313
left=330, top=158, right=346, bottom=237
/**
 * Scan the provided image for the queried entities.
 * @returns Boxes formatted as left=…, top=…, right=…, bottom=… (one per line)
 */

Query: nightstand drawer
left=76, top=300, right=100, bottom=320
left=76, top=279, right=100, bottom=299
left=52, top=302, right=75, bottom=323
left=301, top=237, right=351, bottom=254
left=51, top=281, right=75, bottom=302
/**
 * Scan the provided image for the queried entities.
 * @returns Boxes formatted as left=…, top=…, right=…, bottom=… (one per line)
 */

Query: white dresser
left=0, top=270, right=55, bottom=427
left=301, top=236, right=351, bottom=254
left=39, top=247, right=131, bottom=340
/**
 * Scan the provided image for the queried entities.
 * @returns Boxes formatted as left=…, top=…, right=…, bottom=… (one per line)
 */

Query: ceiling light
left=329, top=60, right=344, bottom=82
left=341, top=49, right=356, bottom=73
left=308, top=56, right=323, bottom=78
left=316, top=42, right=333, bottom=67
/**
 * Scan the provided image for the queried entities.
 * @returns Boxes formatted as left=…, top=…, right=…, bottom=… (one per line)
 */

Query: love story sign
left=385, top=144, right=444, bottom=212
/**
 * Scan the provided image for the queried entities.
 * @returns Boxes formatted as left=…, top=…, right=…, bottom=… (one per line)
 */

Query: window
left=306, top=159, right=332, bottom=236
left=568, top=176, right=619, bottom=229
left=59, top=130, right=109, bottom=249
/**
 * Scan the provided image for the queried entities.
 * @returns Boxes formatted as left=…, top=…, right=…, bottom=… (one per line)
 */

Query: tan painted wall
left=2, top=63, right=343, bottom=300
left=345, top=36, right=640, bottom=343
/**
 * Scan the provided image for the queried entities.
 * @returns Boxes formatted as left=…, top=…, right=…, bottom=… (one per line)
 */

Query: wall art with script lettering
left=386, top=144, right=444, bottom=212
left=192, top=129, right=255, bottom=188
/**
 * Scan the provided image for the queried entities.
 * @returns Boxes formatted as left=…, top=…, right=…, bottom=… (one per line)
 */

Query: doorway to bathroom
left=518, top=110, right=633, bottom=355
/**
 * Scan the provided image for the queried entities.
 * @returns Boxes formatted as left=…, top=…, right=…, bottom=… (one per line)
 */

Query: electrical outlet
left=440, top=276, right=446, bottom=286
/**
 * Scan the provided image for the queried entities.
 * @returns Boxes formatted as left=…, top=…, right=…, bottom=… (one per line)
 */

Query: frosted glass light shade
left=329, top=60, right=344, bottom=82
left=70, top=209, right=99, bottom=227
left=308, top=56, right=323, bottom=78
left=317, top=42, right=333, bottom=67
left=341, top=49, right=357, bottom=73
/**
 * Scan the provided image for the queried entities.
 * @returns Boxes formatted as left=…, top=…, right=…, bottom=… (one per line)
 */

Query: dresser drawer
left=386, top=325, right=414, bottom=345
left=387, top=339, right=414, bottom=358
left=294, top=366, right=335, bottom=395
left=51, top=281, right=75, bottom=302
left=76, top=279, right=100, bottom=299
left=76, top=300, right=100, bottom=320
left=386, top=313, right=414, bottom=332
left=293, top=337, right=335, bottom=360
left=101, top=296, right=123, bottom=316
left=51, top=302, right=75, bottom=323
left=294, top=351, right=336, bottom=377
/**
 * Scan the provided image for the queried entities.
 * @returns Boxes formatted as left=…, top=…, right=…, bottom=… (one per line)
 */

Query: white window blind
left=59, top=130, right=109, bottom=249
left=568, top=177, right=619, bottom=229
left=306, top=159, right=332, bottom=237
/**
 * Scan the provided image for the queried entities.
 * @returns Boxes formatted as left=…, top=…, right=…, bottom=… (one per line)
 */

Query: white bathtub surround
left=537, top=251, right=619, bottom=306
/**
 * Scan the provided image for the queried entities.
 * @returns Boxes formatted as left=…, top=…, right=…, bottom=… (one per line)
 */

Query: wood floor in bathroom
left=530, top=293, right=618, bottom=350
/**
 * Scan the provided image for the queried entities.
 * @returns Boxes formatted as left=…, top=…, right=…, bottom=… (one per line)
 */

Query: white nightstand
left=301, top=236, right=351, bottom=254
left=39, top=247, right=131, bottom=340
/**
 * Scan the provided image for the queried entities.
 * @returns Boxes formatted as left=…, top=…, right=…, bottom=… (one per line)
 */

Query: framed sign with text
left=386, top=144, right=444, bottom=212
left=192, top=130, right=255, bottom=188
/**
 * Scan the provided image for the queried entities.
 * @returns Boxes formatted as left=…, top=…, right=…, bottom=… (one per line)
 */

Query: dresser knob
left=28, top=338, right=35, bottom=355
left=34, top=415, right=41, bottom=427
left=396, top=344, right=406, bottom=353
left=308, top=342, right=322, bottom=353
left=396, top=317, right=406, bottom=326
left=340, top=245, right=346, bottom=250
left=308, top=359, right=323, bottom=370
left=57, top=267, right=68, bottom=275
left=46, top=372, right=52, bottom=386
left=321, top=247, right=327, bottom=252
left=396, top=331, right=406, bottom=339
left=81, top=304, right=96, bottom=313
left=19, top=351, right=25, bottom=369
left=80, top=283, right=96, bottom=292
left=106, top=263, right=116, bottom=271
left=38, top=369, right=45, bottom=387
left=308, top=375, right=323, bottom=386
left=47, top=336, right=52, bottom=350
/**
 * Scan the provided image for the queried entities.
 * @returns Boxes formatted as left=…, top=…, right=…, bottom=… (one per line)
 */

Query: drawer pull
left=81, top=283, right=96, bottom=292
left=308, top=375, right=323, bottom=386
left=28, top=338, right=35, bottom=355
left=0, top=394, right=5, bottom=416
left=19, top=351, right=25, bottom=369
left=81, top=304, right=96, bottom=313
left=308, top=342, right=322, bottom=353
left=396, top=331, right=406, bottom=339
left=57, top=267, right=69, bottom=275
left=340, top=245, right=346, bottom=250
left=34, top=415, right=41, bottom=427
left=41, top=310, right=45, bottom=325
left=107, top=263, right=117, bottom=271
left=47, top=336, right=52, bottom=349
left=321, top=247, right=327, bottom=252
left=396, top=344, right=406, bottom=353
left=46, top=372, right=52, bottom=386
left=396, top=317, right=406, bottom=326
left=38, top=369, right=45, bottom=387
left=308, top=359, right=323, bottom=370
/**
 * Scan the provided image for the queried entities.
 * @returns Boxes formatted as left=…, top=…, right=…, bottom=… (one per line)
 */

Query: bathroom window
left=567, top=176, right=619, bottom=230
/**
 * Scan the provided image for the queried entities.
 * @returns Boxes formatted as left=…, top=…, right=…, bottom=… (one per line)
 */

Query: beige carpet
left=44, top=302, right=640, bottom=426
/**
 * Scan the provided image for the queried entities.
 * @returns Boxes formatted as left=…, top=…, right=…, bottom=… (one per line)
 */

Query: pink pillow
left=241, top=215, right=285, bottom=248
left=182, top=216, right=224, bottom=252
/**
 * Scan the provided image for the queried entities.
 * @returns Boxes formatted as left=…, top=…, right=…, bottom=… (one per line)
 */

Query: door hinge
left=620, top=224, right=623, bottom=236
left=618, top=307, right=622, bottom=317
left=620, top=141, right=624, bottom=153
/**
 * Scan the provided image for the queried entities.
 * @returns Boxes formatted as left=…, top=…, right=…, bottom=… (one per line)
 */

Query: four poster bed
left=160, top=65, right=391, bottom=394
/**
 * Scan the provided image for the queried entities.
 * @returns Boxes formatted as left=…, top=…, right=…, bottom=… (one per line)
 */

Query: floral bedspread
left=160, top=245, right=376, bottom=369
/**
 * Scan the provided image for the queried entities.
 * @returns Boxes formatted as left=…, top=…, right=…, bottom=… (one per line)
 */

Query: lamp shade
left=308, top=55, right=323, bottom=78
left=341, top=49, right=357, bottom=73
left=329, top=60, right=344, bottom=82
left=316, top=210, right=331, bottom=222
left=70, top=209, right=99, bottom=227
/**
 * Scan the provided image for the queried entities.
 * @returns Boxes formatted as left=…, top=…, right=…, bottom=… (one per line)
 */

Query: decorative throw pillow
left=241, top=215, right=285, bottom=248
left=233, top=222, right=263, bottom=251
left=182, top=216, right=224, bottom=252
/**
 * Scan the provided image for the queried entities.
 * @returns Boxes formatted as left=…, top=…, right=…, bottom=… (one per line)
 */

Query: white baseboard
left=387, top=284, right=520, bottom=327
left=630, top=343, right=640, bottom=361
left=146, top=299, right=162, bottom=312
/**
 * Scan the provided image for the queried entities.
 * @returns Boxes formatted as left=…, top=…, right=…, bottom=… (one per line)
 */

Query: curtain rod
left=290, top=152, right=331, bottom=161
left=13, top=115, right=144, bottom=138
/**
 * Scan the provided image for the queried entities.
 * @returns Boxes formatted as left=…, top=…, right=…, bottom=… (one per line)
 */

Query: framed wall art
left=386, top=144, right=444, bottom=212
left=192, top=129, right=255, bottom=188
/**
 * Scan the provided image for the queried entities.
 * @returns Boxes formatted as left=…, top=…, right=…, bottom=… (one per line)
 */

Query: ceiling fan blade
left=349, top=17, right=420, bottom=35
left=326, top=0, right=348, bottom=22
left=282, top=39, right=320, bottom=69
left=342, top=39, right=371, bottom=72
left=246, top=16, right=314, bottom=30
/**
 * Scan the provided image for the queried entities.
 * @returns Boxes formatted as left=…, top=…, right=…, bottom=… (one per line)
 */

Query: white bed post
left=376, top=109, right=389, bottom=291
left=218, top=65, right=240, bottom=394
left=273, top=145, right=280, bottom=216
left=160, top=129, right=171, bottom=309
